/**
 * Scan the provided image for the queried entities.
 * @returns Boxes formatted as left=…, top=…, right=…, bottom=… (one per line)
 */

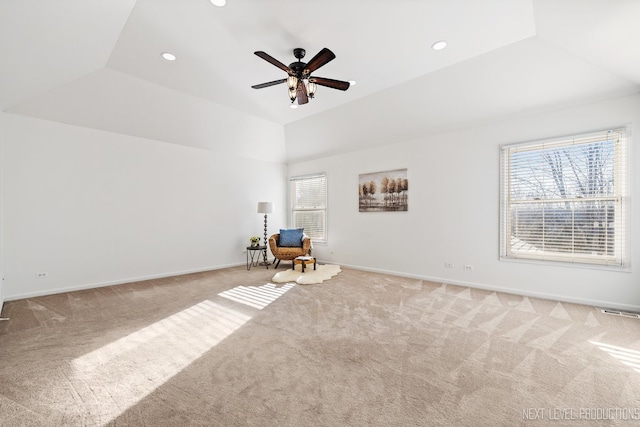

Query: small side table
left=247, top=246, right=268, bottom=270
left=293, top=256, right=316, bottom=273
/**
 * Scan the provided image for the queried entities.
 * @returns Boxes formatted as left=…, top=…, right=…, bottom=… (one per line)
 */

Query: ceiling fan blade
left=254, top=51, right=291, bottom=73
left=296, top=81, right=309, bottom=105
left=303, top=48, right=336, bottom=74
left=309, top=77, right=350, bottom=91
left=251, top=78, right=287, bottom=89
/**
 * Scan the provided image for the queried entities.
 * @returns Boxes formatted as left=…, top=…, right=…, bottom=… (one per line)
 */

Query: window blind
left=290, top=173, right=327, bottom=243
left=500, top=128, right=629, bottom=267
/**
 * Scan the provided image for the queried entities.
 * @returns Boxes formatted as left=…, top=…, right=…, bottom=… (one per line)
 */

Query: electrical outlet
left=36, top=272, right=48, bottom=278
left=444, top=262, right=454, bottom=268
left=464, top=265, right=473, bottom=271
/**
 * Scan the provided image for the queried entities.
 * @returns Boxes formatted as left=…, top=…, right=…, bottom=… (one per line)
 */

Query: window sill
left=500, top=255, right=631, bottom=272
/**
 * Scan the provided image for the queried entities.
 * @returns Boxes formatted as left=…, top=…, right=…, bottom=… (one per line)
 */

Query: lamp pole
left=257, top=202, right=273, bottom=266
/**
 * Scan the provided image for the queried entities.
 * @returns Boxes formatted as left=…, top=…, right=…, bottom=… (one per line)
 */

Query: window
left=290, top=173, right=327, bottom=243
left=500, top=128, right=629, bottom=268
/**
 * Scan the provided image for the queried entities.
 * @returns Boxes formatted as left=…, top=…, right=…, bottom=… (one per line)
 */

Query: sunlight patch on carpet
left=218, top=282, right=295, bottom=309
left=72, top=299, right=251, bottom=424
left=591, top=341, right=640, bottom=373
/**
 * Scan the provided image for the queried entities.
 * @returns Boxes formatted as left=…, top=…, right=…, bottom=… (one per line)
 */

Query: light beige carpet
left=272, top=263, right=341, bottom=284
left=1, top=266, right=640, bottom=426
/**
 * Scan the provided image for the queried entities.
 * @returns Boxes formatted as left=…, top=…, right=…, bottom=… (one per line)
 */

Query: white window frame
left=289, top=173, right=327, bottom=244
left=500, top=127, right=630, bottom=269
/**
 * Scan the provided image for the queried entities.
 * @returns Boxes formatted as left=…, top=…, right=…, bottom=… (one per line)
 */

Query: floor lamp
left=257, top=202, right=273, bottom=265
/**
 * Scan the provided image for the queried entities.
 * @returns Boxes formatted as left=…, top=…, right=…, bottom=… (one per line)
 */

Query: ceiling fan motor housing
left=290, top=48, right=307, bottom=77
left=289, top=61, right=306, bottom=77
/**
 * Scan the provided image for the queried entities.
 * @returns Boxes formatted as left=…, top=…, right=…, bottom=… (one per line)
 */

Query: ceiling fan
left=251, top=47, right=350, bottom=106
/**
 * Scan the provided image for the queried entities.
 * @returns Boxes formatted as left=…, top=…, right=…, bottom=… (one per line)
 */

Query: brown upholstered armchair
left=269, top=233, right=312, bottom=268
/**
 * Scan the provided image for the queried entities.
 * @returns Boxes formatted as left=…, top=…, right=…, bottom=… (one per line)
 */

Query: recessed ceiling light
left=161, top=52, right=177, bottom=61
left=349, top=80, right=357, bottom=86
left=209, top=0, right=226, bottom=6
left=431, top=40, right=447, bottom=51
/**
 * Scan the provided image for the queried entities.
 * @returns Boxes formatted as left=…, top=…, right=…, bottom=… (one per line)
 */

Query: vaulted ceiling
left=1, top=0, right=639, bottom=163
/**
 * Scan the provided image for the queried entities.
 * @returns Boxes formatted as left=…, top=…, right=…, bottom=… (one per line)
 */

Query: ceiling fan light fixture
left=287, top=75, right=298, bottom=90
left=288, top=87, right=297, bottom=102
left=306, top=81, right=317, bottom=98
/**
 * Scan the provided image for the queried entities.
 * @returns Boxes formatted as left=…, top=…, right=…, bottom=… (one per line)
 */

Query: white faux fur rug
left=271, top=264, right=341, bottom=285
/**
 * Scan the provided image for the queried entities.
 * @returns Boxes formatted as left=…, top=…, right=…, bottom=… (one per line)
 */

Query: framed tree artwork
left=358, top=168, right=408, bottom=212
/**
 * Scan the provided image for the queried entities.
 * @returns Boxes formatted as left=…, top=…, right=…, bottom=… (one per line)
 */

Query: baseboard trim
left=6, top=261, right=637, bottom=313
left=333, top=261, right=640, bottom=313
left=3, top=262, right=245, bottom=302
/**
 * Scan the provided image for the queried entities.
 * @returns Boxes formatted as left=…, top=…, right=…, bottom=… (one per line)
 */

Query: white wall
left=1, top=113, right=286, bottom=300
left=0, top=112, right=4, bottom=313
left=9, top=68, right=289, bottom=164
left=288, top=93, right=640, bottom=311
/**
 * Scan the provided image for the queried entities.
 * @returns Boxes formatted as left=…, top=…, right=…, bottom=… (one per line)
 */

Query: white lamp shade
left=257, top=202, right=273, bottom=214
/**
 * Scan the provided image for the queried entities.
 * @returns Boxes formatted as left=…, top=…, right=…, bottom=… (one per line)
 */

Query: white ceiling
left=1, top=0, right=639, bottom=163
